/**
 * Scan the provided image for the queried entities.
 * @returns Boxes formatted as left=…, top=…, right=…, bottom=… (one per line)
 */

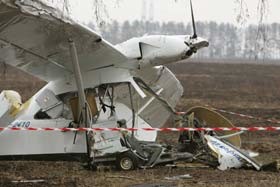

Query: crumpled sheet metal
left=186, top=106, right=241, bottom=148
left=115, top=66, right=183, bottom=128
left=205, top=135, right=262, bottom=171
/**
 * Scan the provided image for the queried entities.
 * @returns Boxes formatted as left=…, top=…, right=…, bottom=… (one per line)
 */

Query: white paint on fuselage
left=116, top=35, right=190, bottom=67
left=116, top=34, right=209, bottom=68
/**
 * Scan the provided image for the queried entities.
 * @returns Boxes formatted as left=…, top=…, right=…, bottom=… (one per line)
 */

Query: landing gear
left=116, top=151, right=139, bottom=171
left=178, top=111, right=218, bottom=167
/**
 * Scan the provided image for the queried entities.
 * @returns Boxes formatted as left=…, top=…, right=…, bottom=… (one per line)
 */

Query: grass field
left=0, top=61, right=280, bottom=187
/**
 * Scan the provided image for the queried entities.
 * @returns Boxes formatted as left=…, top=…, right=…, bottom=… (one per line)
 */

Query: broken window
left=34, top=89, right=64, bottom=120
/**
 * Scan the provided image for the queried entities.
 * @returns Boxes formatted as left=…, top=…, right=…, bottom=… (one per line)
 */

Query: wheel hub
left=120, top=158, right=133, bottom=170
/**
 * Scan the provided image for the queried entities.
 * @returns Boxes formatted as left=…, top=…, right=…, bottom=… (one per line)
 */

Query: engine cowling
left=116, top=35, right=190, bottom=68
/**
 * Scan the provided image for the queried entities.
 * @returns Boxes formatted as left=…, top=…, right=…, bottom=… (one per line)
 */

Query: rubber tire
left=116, top=151, right=138, bottom=171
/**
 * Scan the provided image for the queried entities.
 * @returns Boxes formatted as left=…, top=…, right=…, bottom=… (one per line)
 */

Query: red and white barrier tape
left=210, top=107, right=280, bottom=124
left=176, top=106, right=280, bottom=125
left=1, top=107, right=278, bottom=132
left=1, top=127, right=280, bottom=132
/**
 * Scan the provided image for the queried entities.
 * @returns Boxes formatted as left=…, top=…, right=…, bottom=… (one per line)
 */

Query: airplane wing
left=0, top=1, right=128, bottom=82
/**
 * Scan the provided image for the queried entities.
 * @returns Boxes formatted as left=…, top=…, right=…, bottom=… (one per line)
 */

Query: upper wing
left=0, top=1, right=127, bottom=82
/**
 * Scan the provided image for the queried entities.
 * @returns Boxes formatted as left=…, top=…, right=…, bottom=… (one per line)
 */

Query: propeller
left=184, top=0, right=199, bottom=56
left=190, top=0, right=197, bottom=39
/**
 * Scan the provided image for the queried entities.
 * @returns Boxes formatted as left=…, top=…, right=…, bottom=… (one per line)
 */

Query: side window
left=34, top=110, right=51, bottom=120
left=34, top=89, right=63, bottom=120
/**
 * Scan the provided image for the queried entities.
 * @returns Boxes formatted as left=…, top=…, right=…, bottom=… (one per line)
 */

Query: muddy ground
left=0, top=61, right=280, bottom=187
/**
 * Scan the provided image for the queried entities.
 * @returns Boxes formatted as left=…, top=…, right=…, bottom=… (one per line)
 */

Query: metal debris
left=175, top=162, right=210, bottom=168
left=11, top=179, right=46, bottom=183
left=129, top=184, right=175, bottom=187
left=164, top=174, right=192, bottom=180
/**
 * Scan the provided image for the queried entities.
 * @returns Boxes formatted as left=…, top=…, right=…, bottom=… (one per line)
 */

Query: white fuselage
left=0, top=34, right=208, bottom=159
left=0, top=83, right=157, bottom=157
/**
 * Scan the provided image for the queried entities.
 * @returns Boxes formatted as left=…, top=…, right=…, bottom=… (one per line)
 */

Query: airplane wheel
left=116, top=151, right=138, bottom=171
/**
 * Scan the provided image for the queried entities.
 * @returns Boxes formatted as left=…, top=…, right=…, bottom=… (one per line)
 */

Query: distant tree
left=176, top=22, right=186, bottom=35
left=225, top=24, right=239, bottom=58
left=131, top=20, right=142, bottom=36
left=208, top=22, right=218, bottom=58
left=105, top=20, right=121, bottom=44
left=243, top=25, right=258, bottom=59
left=121, top=21, right=135, bottom=41
left=162, top=22, right=177, bottom=35
left=264, top=24, right=280, bottom=59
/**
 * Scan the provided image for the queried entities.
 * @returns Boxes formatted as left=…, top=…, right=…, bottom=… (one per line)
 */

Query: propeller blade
left=190, top=0, right=197, bottom=39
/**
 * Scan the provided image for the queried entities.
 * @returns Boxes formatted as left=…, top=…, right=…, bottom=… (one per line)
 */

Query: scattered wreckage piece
left=11, top=179, right=46, bottom=184
left=177, top=106, right=263, bottom=171
left=173, top=162, right=210, bottom=169
left=164, top=174, right=192, bottom=180
left=205, top=135, right=261, bottom=171
left=260, top=159, right=280, bottom=172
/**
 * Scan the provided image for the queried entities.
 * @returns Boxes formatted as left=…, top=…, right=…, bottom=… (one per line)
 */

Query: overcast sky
left=69, top=0, right=280, bottom=25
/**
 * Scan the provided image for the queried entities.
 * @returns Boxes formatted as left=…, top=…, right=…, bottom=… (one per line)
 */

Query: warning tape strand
left=176, top=106, right=280, bottom=125
left=0, top=127, right=280, bottom=132
left=208, top=106, right=280, bottom=124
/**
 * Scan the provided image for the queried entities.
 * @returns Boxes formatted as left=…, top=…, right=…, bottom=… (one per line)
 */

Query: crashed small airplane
left=0, top=0, right=261, bottom=171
